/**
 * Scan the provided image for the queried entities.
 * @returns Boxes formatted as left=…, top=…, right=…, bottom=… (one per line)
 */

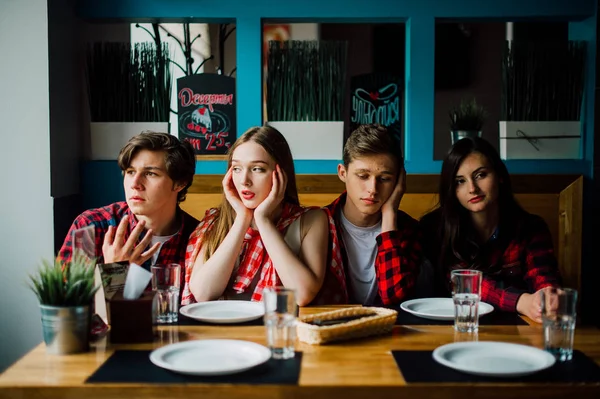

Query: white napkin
left=123, top=263, right=152, bottom=299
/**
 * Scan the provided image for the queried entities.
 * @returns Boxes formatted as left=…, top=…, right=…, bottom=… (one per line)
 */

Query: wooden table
left=1, top=307, right=599, bottom=399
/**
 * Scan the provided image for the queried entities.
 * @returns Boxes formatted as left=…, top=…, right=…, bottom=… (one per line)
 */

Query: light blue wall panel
left=404, top=16, right=435, bottom=168
left=570, top=15, right=597, bottom=178
left=236, top=17, right=263, bottom=131
left=79, top=1, right=594, bottom=20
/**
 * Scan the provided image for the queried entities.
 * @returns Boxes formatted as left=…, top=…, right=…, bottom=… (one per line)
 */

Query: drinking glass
left=451, top=269, right=482, bottom=333
left=541, top=287, right=577, bottom=361
left=151, top=264, right=181, bottom=324
left=262, top=287, right=296, bottom=359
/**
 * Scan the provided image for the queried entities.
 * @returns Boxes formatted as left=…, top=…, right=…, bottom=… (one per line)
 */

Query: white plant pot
left=266, top=121, right=344, bottom=160
left=90, top=122, right=170, bottom=160
left=499, top=121, right=581, bottom=160
left=450, top=130, right=482, bottom=145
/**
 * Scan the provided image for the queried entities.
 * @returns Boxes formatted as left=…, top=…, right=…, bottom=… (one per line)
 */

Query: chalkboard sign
left=177, top=74, right=236, bottom=156
left=348, top=73, right=403, bottom=145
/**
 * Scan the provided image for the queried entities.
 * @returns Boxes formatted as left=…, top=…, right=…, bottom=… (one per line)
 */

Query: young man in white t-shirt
left=57, top=132, right=199, bottom=273
left=323, top=124, right=425, bottom=305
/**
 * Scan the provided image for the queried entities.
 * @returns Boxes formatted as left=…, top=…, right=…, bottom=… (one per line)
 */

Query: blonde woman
left=181, top=126, right=339, bottom=306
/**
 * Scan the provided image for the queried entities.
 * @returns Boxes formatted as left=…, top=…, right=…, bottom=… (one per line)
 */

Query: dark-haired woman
left=420, top=137, right=560, bottom=323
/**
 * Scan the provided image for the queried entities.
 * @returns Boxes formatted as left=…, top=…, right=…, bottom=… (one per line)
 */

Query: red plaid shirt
left=324, top=192, right=422, bottom=305
left=57, top=202, right=199, bottom=275
left=182, top=203, right=347, bottom=305
left=420, top=210, right=561, bottom=312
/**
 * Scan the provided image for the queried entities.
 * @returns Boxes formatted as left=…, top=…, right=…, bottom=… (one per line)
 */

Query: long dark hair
left=436, top=137, right=525, bottom=270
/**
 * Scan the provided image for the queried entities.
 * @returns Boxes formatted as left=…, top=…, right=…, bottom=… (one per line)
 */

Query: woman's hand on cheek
left=254, top=165, right=287, bottom=223
left=222, top=168, right=252, bottom=221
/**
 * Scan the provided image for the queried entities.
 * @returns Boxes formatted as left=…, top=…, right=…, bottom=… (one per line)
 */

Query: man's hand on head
left=380, top=168, right=406, bottom=232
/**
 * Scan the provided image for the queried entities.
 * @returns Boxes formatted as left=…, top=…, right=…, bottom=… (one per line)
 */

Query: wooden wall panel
left=559, top=176, right=583, bottom=294
left=188, top=174, right=582, bottom=194
left=181, top=192, right=559, bottom=250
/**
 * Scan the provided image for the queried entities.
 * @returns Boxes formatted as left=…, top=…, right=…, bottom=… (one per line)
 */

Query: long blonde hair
left=202, top=125, right=299, bottom=261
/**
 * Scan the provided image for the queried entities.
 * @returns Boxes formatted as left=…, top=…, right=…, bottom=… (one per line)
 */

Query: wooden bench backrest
left=180, top=174, right=582, bottom=294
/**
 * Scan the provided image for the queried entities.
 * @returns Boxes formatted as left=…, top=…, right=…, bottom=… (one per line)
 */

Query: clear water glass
left=451, top=269, right=482, bottom=333
left=151, top=264, right=181, bottom=324
left=263, top=287, right=297, bottom=359
left=541, top=287, right=577, bottom=361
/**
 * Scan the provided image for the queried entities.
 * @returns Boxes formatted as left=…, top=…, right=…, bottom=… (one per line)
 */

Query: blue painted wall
left=78, top=0, right=597, bottom=194
left=78, top=1, right=594, bottom=20
left=81, top=160, right=343, bottom=208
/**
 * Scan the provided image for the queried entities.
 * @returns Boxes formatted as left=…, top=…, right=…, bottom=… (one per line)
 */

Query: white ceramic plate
left=150, top=339, right=272, bottom=376
left=180, top=300, right=265, bottom=324
left=432, top=341, right=556, bottom=377
left=400, top=297, right=494, bottom=320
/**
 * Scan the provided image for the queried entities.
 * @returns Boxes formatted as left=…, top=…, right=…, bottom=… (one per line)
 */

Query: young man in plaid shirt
left=57, top=132, right=199, bottom=275
left=322, top=124, right=423, bottom=306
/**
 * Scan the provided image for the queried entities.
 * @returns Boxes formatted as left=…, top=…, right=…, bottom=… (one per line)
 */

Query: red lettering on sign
left=178, top=88, right=234, bottom=112
left=215, top=131, right=228, bottom=147
left=205, top=133, right=217, bottom=150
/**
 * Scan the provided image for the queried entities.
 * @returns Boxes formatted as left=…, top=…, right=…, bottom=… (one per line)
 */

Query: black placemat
left=395, top=308, right=528, bottom=326
left=86, top=350, right=302, bottom=384
left=175, top=313, right=264, bottom=326
left=392, top=350, right=600, bottom=383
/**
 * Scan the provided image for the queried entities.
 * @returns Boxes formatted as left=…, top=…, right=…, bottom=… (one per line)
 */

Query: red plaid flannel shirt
left=421, top=211, right=561, bottom=312
left=324, top=192, right=422, bottom=305
left=182, top=203, right=347, bottom=305
left=57, top=202, right=199, bottom=276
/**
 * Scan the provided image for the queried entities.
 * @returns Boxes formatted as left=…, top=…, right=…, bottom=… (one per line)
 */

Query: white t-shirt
left=339, top=210, right=381, bottom=305
left=150, top=233, right=177, bottom=265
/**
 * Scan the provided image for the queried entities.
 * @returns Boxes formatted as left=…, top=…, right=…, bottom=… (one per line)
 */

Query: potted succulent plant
left=28, top=256, right=100, bottom=354
left=449, top=97, right=487, bottom=145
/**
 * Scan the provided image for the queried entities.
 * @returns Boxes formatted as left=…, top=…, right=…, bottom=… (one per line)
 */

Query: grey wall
left=49, top=0, right=86, bottom=252
left=49, top=0, right=82, bottom=198
left=50, top=3, right=129, bottom=253
left=0, top=1, right=131, bottom=371
left=0, top=0, right=54, bottom=371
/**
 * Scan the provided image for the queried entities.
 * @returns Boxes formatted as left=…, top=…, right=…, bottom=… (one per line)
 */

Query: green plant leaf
left=449, top=98, right=487, bottom=131
left=85, top=42, right=172, bottom=122
left=267, top=40, right=347, bottom=122
left=27, top=257, right=100, bottom=307
left=501, top=40, right=586, bottom=121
